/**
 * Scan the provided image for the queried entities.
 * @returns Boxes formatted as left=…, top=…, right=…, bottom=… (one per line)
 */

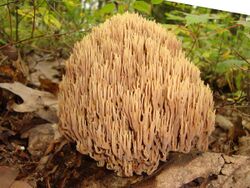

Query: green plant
left=151, top=2, right=250, bottom=99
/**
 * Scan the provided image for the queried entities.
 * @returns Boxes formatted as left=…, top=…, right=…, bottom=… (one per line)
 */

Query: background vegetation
left=0, top=0, right=250, bottom=102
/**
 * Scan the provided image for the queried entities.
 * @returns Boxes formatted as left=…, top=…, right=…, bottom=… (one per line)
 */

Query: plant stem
left=31, top=0, right=36, bottom=38
left=15, top=0, right=19, bottom=42
left=7, top=0, right=13, bottom=42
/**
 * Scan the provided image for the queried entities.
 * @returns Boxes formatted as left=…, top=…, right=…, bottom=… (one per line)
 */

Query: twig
left=217, top=105, right=250, bottom=117
left=177, top=25, right=196, bottom=39
left=18, top=0, right=46, bottom=23
left=15, top=1, right=19, bottom=41
left=187, top=39, right=196, bottom=57
left=44, top=0, right=67, bottom=21
left=216, top=41, right=222, bottom=64
left=0, top=28, right=88, bottom=50
left=199, top=24, right=242, bottom=40
left=216, top=95, right=247, bottom=108
left=0, top=56, right=8, bottom=64
left=232, top=48, right=250, bottom=65
left=0, top=27, right=10, bottom=43
left=187, top=25, right=200, bottom=57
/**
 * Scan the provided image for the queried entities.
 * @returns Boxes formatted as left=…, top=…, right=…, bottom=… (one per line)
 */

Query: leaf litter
left=0, top=82, right=58, bottom=123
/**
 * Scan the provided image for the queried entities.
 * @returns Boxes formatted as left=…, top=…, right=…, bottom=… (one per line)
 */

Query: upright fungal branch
left=59, top=13, right=215, bottom=177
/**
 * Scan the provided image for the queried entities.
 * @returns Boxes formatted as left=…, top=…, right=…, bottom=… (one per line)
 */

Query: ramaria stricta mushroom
left=59, top=13, right=215, bottom=177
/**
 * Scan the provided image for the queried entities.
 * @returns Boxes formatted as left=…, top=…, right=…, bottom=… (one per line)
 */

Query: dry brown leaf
left=215, top=114, right=236, bottom=139
left=242, top=118, right=250, bottom=131
left=21, top=123, right=61, bottom=157
left=12, top=55, right=30, bottom=80
left=29, top=58, right=64, bottom=85
left=237, top=136, right=250, bottom=156
left=80, top=168, right=142, bottom=188
left=0, top=166, right=19, bottom=188
left=0, top=82, right=58, bottom=123
left=0, top=65, right=26, bottom=83
left=10, top=180, right=33, bottom=188
left=215, top=114, right=234, bottom=131
left=0, top=45, right=18, bottom=61
left=38, top=78, right=59, bottom=96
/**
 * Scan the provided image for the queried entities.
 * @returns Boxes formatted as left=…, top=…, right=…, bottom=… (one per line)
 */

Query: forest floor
left=0, top=49, right=250, bottom=188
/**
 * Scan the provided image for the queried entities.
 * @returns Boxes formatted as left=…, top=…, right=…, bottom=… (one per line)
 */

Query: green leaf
left=18, top=8, right=33, bottom=18
left=151, top=0, right=163, bottom=4
left=231, top=90, right=246, bottom=99
left=100, top=3, right=116, bottom=14
left=235, top=72, right=243, bottom=90
left=62, top=0, right=79, bottom=9
left=43, top=13, right=61, bottom=29
left=185, top=14, right=209, bottom=25
left=214, top=59, right=248, bottom=74
left=165, top=13, right=185, bottom=21
left=118, top=4, right=126, bottom=13
left=0, top=38, right=6, bottom=45
left=133, top=1, right=151, bottom=15
left=244, top=32, right=250, bottom=39
left=38, top=7, right=46, bottom=14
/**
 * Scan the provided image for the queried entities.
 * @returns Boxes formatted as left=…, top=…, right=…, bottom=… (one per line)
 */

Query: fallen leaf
left=0, top=126, right=16, bottom=150
left=0, top=45, right=18, bottom=61
left=21, top=123, right=61, bottom=157
left=81, top=174, right=141, bottom=188
left=10, top=180, right=33, bottom=188
left=215, top=114, right=235, bottom=138
left=237, top=136, right=250, bottom=156
left=0, top=65, right=26, bottom=83
left=216, top=114, right=234, bottom=131
left=12, top=56, right=30, bottom=80
left=29, top=58, right=64, bottom=85
left=242, top=118, right=250, bottom=131
left=36, top=155, right=50, bottom=171
left=0, top=82, right=58, bottom=123
left=0, top=166, right=19, bottom=188
left=39, top=77, right=59, bottom=96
